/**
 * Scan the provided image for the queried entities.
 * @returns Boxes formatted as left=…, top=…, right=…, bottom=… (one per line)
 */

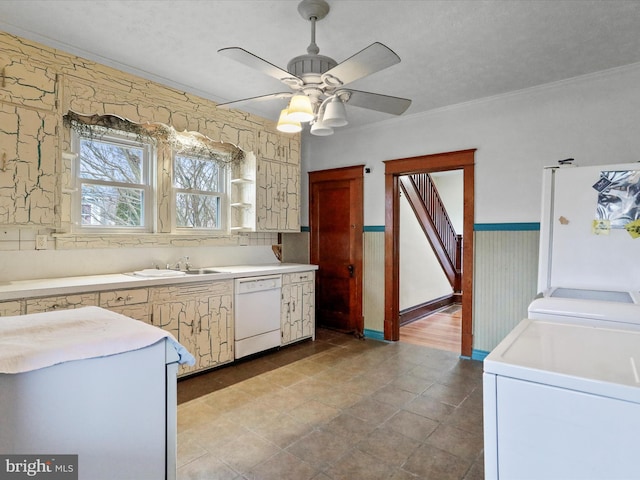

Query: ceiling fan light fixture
left=322, top=97, right=348, bottom=127
left=286, top=94, right=314, bottom=122
left=276, top=108, right=302, bottom=133
left=310, top=115, right=334, bottom=136
left=219, top=0, right=411, bottom=138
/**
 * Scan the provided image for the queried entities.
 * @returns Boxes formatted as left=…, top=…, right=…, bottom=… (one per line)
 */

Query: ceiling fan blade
left=218, top=47, right=298, bottom=83
left=217, top=92, right=292, bottom=110
left=323, top=42, right=401, bottom=86
left=342, top=89, right=412, bottom=115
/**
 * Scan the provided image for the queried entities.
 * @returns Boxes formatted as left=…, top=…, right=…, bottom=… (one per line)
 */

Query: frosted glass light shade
left=276, top=109, right=302, bottom=133
left=286, top=94, right=314, bottom=122
left=310, top=115, right=334, bottom=136
left=322, top=98, right=348, bottom=127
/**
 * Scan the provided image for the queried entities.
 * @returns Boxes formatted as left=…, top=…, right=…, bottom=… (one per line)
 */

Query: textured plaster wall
left=0, top=32, right=299, bottom=280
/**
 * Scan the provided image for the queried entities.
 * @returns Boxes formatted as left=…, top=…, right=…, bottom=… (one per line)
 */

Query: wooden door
left=310, top=166, right=364, bottom=335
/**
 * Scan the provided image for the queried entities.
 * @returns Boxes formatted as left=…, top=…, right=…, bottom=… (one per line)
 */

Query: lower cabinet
left=281, top=271, right=315, bottom=345
left=3, top=270, right=315, bottom=375
left=150, top=281, right=234, bottom=376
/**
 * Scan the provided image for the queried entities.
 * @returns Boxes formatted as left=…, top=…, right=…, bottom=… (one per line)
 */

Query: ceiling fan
left=217, top=0, right=411, bottom=136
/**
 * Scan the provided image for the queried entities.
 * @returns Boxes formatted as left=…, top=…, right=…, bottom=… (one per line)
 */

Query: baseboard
left=471, top=349, right=490, bottom=361
left=363, top=329, right=386, bottom=342
left=400, top=294, right=456, bottom=326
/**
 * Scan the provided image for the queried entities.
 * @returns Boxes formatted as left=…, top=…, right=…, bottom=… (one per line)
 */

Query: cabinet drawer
left=151, top=280, right=232, bottom=301
left=0, top=300, right=23, bottom=317
left=100, top=288, right=149, bottom=307
left=283, top=271, right=315, bottom=285
left=25, top=293, right=99, bottom=314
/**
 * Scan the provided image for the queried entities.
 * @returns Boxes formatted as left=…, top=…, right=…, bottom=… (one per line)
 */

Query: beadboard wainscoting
left=472, top=227, right=540, bottom=356
left=363, top=230, right=386, bottom=336
left=360, top=225, right=540, bottom=358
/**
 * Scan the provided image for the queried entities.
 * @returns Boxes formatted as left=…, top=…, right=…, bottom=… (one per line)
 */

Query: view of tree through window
left=73, top=127, right=229, bottom=234
left=174, top=155, right=224, bottom=229
left=77, top=135, right=150, bottom=228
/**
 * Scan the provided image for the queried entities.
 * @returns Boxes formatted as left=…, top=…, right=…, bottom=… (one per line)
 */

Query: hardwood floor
left=399, top=304, right=462, bottom=353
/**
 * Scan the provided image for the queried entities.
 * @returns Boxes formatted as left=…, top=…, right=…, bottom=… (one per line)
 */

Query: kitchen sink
left=183, top=268, right=223, bottom=275
left=132, top=269, right=186, bottom=278
left=131, top=268, right=224, bottom=277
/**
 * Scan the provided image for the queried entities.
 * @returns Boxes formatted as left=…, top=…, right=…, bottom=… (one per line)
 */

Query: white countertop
left=0, top=263, right=317, bottom=301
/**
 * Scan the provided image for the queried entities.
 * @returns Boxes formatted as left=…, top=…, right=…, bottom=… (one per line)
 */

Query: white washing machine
left=484, top=319, right=640, bottom=480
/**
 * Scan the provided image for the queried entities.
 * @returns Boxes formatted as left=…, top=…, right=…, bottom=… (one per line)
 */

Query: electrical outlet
left=35, top=235, right=48, bottom=250
left=239, top=233, right=249, bottom=246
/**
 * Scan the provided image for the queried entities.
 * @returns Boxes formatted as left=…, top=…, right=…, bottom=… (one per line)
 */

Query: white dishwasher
left=234, top=275, right=282, bottom=358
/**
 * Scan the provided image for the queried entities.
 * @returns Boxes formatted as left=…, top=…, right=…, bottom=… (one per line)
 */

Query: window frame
left=172, top=152, right=229, bottom=234
left=71, top=129, right=155, bottom=234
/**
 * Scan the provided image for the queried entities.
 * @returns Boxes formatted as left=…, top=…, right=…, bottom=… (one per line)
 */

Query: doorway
left=398, top=169, right=463, bottom=352
left=384, top=150, right=475, bottom=357
left=309, top=165, right=364, bottom=335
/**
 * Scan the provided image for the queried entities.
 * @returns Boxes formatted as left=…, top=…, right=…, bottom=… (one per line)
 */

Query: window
left=73, top=131, right=154, bottom=232
left=173, top=154, right=227, bottom=231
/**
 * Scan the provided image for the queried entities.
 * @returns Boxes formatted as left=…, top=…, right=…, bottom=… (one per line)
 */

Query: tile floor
left=177, top=329, right=485, bottom=480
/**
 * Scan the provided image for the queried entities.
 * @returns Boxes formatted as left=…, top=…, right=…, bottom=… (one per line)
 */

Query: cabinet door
left=257, top=159, right=281, bottom=231
left=281, top=282, right=303, bottom=345
left=282, top=163, right=300, bottom=232
left=150, top=298, right=180, bottom=338
left=256, top=159, right=300, bottom=232
left=177, top=296, right=210, bottom=376
left=301, top=278, right=315, bottom=338
left=0, top=300, right=23, bottom=317
left=25, top=293, right=98, bottom=314
left=281, top=271, right=315, bottom=345
left=0, top=104, right=58, bottom=226
left=151, top=281, right=233, bottom=376
left=205, top=289, right=234, bottom=367
left=178, top=282, right=234, bottom=375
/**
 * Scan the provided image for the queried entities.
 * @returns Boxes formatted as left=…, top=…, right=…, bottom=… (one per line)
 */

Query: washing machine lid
left=485, top=319, right=640, bottom=403
left=528, top=295, right=640, bottom=326
left=548, top=287, right=638, bottom=304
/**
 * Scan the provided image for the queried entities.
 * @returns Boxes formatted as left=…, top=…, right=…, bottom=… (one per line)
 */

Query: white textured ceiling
left=2, top=0, right=640, bottom=131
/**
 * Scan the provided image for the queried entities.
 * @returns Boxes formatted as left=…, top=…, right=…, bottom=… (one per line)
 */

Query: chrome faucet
left=167, top=256, right=192, bottom=271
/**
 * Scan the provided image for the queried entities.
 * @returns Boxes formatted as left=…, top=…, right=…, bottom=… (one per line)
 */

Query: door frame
left=309, top=165, right=364, bottom=335
left=384, top=149, right=475, bottom=357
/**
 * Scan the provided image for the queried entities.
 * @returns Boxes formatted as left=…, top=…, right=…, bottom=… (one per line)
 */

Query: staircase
left=399, top=173, right=462, bottom=292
